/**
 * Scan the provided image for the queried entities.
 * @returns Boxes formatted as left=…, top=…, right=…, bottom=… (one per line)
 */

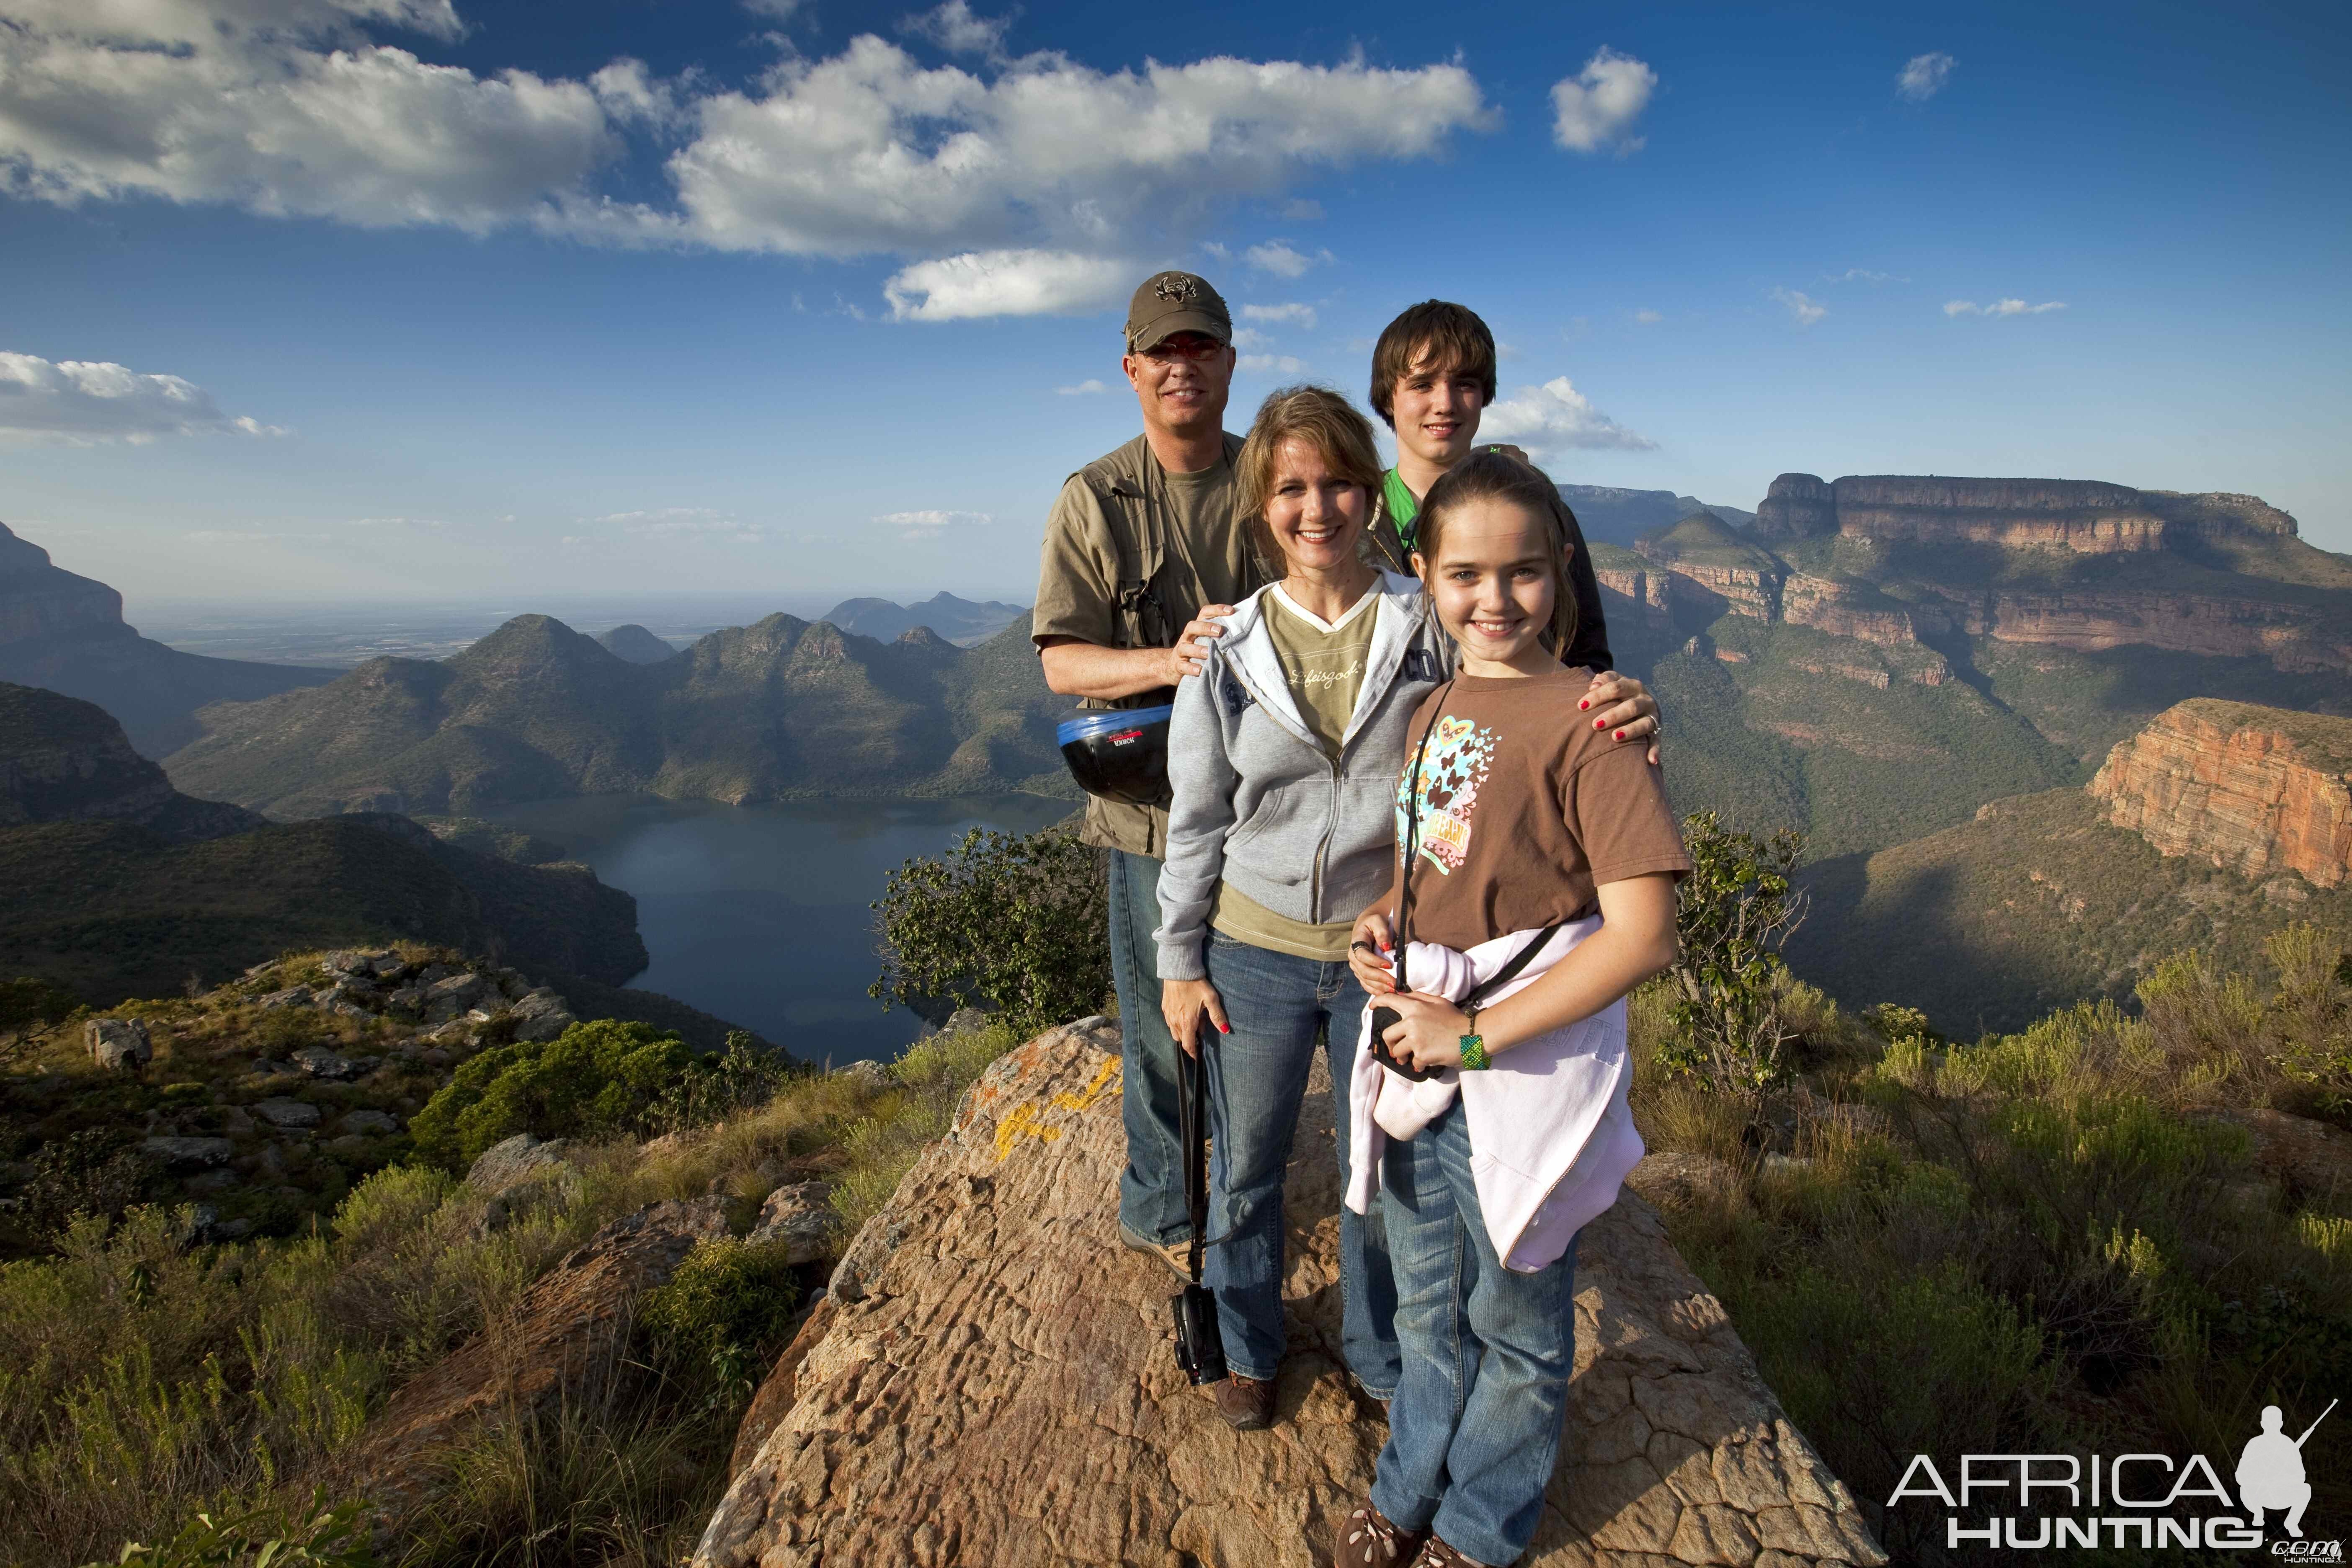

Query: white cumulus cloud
left=1944, top=298, right=2067, bottom=317
left=0, top=0, right=624, bottom=233
left=1238, top=353, right=1305, bottom=375
left=1897, top=52, right=1956, bottom=102
left=670, top=43, right=1487, bottom=268
left=1477, top=376, right=1654, bottom=456
left=1633, top=309, right=1662, bottom=325
left=0, top=3, right=1496, bottom=318
left=1550, top=47, right=1655, bottom=154
left=0, top=350, right=286, bottom=443
left=1770, top=287, right=1827, bottom=326
left=1056, top=378, right=1107, bottom=395
left=1240, top=302, right=1317, bottom=329
left=883, top=249, right=1130, bottom=321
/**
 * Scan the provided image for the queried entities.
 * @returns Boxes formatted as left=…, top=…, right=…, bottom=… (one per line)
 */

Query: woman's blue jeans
left=1370, top=1097, right=1582, bottom=1566
left=1200, top=930, right=1401, bottom=1395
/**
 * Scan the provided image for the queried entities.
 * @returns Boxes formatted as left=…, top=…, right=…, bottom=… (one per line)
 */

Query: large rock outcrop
left=2091, top=700, right=2352, bottom=888
left=696, top=1024, right=1885, bottom=1568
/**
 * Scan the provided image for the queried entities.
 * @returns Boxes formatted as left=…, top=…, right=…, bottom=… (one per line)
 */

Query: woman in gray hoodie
left=1153, top=385, right=1446, bottom=1430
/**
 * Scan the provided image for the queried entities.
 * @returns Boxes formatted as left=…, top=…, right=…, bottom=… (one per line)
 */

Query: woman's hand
left=1349, top=908, right=1398, bottom=995
left=1375, top=990, right=1473, bottom=1073
left=1581, top=671, right=1662, bottom=765
left=1161, top=977, right=1231, bottom=1058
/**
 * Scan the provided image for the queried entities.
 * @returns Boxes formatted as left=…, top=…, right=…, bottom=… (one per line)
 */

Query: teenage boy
left=1367, top=299, right=1660, bottom=754
left=1033, top=270, right=1263, bottom=1262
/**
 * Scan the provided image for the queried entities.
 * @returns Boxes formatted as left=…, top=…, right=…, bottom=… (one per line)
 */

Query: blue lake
left=485, top=794, right=1076, bottom=1063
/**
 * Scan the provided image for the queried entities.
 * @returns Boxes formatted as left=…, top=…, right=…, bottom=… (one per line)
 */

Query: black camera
left=1171, top=1279, right=1227, bottom=1384
left=1366, top=1005, right=1438, bottom=1082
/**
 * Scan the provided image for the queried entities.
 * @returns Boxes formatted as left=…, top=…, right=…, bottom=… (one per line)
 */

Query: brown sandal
left=1333, top=1500, right=1428, bottom=1567
left=1407, top=1536, right=1491, bottom=1568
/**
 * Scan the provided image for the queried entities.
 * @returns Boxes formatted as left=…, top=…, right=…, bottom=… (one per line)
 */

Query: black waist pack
left=1058, top=703, right=1173, bottom=807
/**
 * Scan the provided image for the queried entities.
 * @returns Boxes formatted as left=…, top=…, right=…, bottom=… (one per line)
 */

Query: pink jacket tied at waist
left=1346, top=915, right=1645, bottom=1274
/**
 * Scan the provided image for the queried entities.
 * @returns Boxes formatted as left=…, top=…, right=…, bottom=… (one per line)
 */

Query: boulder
left=696, top=1025, right=1885, bottom=1568
left=305, top=1197, right=727, bottom=1527
left=293, top=1045, right=363, bottom=1081
left=745, top=1181, right=843, bottom=1265
left=85, top=1017, right=152, bottom=1071
left=832, top=1059, right=889, bottom=1091
left=340, top=1109, right=402, bottom=1137
left=257, top=985, right=314, bottom=1011
left=143, top=1135, right=235, bottom=1171
left=467, top=1132, right=571, bottom=1192
left=253, top=1097, right=322, bottom=1130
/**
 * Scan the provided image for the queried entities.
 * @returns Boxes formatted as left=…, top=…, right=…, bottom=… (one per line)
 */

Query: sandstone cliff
left=1748, top=473, right=2284, bottom=553
left=2091, top=700, right=2352, bottom=888
left=697, top=1024, right=1886, bottom=1568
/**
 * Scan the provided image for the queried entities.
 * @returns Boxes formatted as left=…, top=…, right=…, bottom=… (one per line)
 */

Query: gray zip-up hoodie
left=1154, top=571, right=1447, bottom=982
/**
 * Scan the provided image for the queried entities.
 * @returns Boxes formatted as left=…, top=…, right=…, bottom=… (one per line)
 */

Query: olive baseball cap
left=1125, top=271, right=1231, bottom=351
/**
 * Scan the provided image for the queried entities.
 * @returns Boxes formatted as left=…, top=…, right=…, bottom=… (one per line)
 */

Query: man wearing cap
left=1034, top=270, right=1261, bottom=1262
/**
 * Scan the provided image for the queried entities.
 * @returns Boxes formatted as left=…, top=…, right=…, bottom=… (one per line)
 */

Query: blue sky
left=3, top=0, right=2347, bottom=609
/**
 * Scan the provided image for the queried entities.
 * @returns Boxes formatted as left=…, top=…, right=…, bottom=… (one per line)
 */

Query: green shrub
left=1658, top=811, right=1808, bottom=1092
left=408, top=1020, right=698, bottom=1169
left=90, top=1492, right=377, bottom=1568
left=868, top=826, right=1109, bottom=1036
left=639, top=1237, right=800, bottom=1391
left=648, top=1031, right=795, bottom=1135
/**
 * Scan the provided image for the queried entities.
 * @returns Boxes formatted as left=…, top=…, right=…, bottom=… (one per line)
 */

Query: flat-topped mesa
left=1751, top=474, right=1838, bottom=541
left=1750, top=474, right=2304, bottom=555
left=0, top=521, right=128, bottom=646
left=1633, top=512, right=1785, bottom=621
left=2090, top=700, right=2352, bottom=889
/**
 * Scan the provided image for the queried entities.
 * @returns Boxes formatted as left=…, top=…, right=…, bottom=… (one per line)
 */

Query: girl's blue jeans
left=1369, top=1096, right=1582, bottom=1566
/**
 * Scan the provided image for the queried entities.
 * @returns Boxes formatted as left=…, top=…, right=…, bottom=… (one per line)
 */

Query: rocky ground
left=1, top=944, right=579, bottom=1250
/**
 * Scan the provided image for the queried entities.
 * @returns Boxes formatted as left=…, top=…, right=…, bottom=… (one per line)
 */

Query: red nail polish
left=1221, top=1023, right=1232, bottom=1033
left=1593, top=717, right=1604, bottom=728
left=1614, top=730, right=1625, bottom=740
left=1579, top=699, right=1590, bottom=709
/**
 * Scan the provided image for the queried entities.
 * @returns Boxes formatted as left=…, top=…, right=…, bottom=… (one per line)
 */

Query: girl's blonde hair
left=1412, top=449, right=1582, bottom=658
left=1234, top=385, right=1386, bottom=561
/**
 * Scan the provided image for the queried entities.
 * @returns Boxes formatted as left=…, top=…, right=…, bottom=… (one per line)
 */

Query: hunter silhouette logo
left=2241, top=1399, right=2333, bottom=1538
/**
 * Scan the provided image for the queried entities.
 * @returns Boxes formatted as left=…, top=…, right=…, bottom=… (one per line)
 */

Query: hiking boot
left=1407, top=1536, right=1493, bottom=1568
left=1117, top=1222, right=1191, bottom=1281
left=1210, top=1372, right=1275, bottom=1431
left=1333, top=1500, right=1427, bottom=1567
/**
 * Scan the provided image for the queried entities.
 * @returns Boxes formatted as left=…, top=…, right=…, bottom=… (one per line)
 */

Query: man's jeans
left=1109, top=848, right=1189, bottom=1245
left=1199, top=931, right=1402, bottom=1396
left=1370, top=1097, right=1582, bottom=1567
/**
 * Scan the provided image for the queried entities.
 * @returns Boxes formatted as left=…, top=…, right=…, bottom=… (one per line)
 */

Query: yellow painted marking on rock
left=994, top=1057, right=1122, bottom=1160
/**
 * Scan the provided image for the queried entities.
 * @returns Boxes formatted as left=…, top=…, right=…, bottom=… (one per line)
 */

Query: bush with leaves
left=639, top=1236, right=801, bottom=1392
left=1659, top=811, right=1809, bottom=1093
left=868, top=825, right=1110, bottom=1036
left=649, top=1030, right=797, bottom=1135
left=85, top=1493, right=375, bottom=1568
left=0, top=975, right=80, bottom=1036
left=408, top=1020, right=699, bottom=1170
left=20, top=1128, right=158, bottom=1238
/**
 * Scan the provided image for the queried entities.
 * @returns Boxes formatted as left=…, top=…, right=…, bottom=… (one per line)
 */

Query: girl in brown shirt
left=1332, top=451, right=1687, bottom=1568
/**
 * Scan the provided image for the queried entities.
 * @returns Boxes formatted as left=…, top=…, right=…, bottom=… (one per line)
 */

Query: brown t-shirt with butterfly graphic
left=1381, top=666, right=1691, bottom=954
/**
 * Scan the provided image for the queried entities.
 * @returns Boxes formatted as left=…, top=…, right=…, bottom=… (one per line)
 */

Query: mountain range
left=818, top=592, right=1028, bottom=647
left=159, top=609, right=1074, bottom=818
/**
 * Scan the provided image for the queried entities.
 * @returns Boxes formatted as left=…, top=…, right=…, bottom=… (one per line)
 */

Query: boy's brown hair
left=1234, top=385, right=1386, bottom=561
left=1412, top=448, right=1581, bottom=658
left=1368, top=300, right=1499, bottom=430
